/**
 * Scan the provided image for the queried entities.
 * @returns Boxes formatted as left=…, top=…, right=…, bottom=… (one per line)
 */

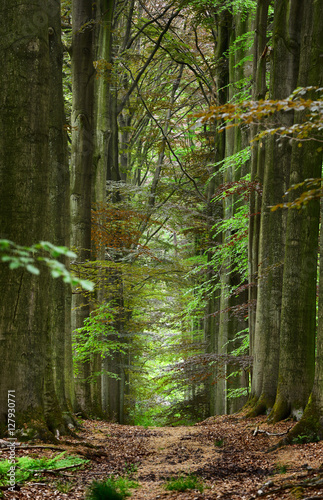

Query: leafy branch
left=0, top=240, right=94, bottom=291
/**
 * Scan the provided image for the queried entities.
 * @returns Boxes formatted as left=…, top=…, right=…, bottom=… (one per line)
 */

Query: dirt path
left=131, top=425, right=216, bottom=499
left=3, top=415, right=323, bottom=499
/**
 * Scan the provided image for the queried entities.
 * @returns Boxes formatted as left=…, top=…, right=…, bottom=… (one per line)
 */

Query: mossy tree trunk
left=91, top=0, right=116, bottom=419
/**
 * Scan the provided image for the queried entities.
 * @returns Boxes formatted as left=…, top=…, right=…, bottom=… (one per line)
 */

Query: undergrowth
left=85, top=476, right=139, bottom=500
left=164, top=474, right=204, bottom=493
left=0, top=452, right=88, bottom=486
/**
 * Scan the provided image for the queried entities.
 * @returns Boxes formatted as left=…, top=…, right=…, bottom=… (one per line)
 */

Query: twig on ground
left=253, top=426, right=292, bottom=437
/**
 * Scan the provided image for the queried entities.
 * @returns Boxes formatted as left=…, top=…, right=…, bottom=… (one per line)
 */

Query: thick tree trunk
left=248, top=0, right=302, bottom=416
left=0, top=0, right=63, bottom=437
left=268, top=0, right=322, bottom=423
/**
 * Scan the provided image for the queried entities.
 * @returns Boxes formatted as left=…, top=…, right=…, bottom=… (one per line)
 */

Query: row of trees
left=0, top=0, right=323, bottom=440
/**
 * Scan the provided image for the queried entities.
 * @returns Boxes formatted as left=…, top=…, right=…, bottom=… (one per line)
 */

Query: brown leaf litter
left=1, top=414, right=323, bottom=499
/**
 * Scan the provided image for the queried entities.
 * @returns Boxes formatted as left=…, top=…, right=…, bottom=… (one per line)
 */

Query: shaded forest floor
left=2, top=413, right=323, bottom=499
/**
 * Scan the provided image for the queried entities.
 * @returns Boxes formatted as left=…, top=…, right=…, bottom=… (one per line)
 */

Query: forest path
left=3, top=415, right=323, bottom=499
left=130, top=424, right=216, bottom=499
left=112, top=415, right=323, bottom=500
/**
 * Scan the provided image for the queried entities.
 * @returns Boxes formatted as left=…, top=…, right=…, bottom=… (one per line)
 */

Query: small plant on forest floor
left=290, top=486, right=305, bottom=499
left=292, top=433, right=320, bottom=444
left=85, top=480, right=123, bottom=500
left=86, top=476, right=139, bottom=500
left=123, top=462, right=138, bottom=477
left=164, top=474, right=204, bottom=493
left=214, top=438, right=224, bottom=447
left=273, top=463, right=288, bottom=474
left=54, top=480, right=74, bottom=493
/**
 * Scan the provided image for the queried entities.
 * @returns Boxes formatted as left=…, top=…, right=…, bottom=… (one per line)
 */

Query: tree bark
left=248, top=0, right=302, bottom=416
left=268, top=0, right=322, bottom=422
left=71, top=0, right=94, bottom=415
left=0, top=0, right=63, bottom=437
left=47, top=0, right=75, bottom=428
left=248, top=0, right=270, bottom=392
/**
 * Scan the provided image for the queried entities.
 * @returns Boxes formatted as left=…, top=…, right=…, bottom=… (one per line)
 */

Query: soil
left=1, top=414, right=323, bottom=499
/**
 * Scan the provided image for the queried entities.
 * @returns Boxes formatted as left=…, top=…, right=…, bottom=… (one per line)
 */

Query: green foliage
left=188, top=197, right=249, bottom=303
left=85, top=476, right=139, bottom=500
left=227, top=386, right=248, bottom=400
left=273, top=463, right=288, bottom=474
left=85, top=481, right=123, bottom=500
left=123, top=463, right=138, bottom=477
left=214, top=438, right=224, bottom=447
left=73, top=303, right=125, bottom=378
left=226, top=31, right=254, bottom=72
left=127, top=404, right=165, bottom=427
left=54, top=480, right=74, bottom=493
left=0, top=239, right=94, bottom=290
left=206, top=147, right=251, bottom=180
left=225, top=328, right=249, bottom=356
left=184, top=0, right=257, bottom=17
left=109, top=476, right=138, bottom=497
left=0, top=453, right=88, bottom=487
left=292, top=433, right=320, bottom=444
left=164, top=474, right=204, bottom=493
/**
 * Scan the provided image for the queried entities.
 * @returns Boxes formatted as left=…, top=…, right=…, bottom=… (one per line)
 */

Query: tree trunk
left=248, top=0, right=270, bottom=391
left=0, top=0, right=63, bottom=437
left=268, top=0, right=322, bottom=422
left=47, top=0, right=75, bottom=428
left=71, top=0, right=94, bottom=415
left=248, top=0, right=302, bottom=416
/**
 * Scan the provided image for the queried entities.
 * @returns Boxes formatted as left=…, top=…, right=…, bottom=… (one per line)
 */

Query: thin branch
left=117, top=9, right=181, bottom=114
left=127, top=1, right=177, bottom=49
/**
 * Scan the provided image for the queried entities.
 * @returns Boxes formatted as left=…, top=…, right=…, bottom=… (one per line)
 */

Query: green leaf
left=78, top=279, right=95, bottom=291
left=1, top=255, right=12, bottom=262
left=26, top=264, right=40, bottom=275
left=51, top=270, right=62, bottom=279
left=9, top=260, right=21, bottom=270
left=0, top=239, right=13, bottom=249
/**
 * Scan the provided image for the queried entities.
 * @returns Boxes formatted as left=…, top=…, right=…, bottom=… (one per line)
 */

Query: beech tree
left=268, top=0, right=322, bottom=423
left=70, top=0, right=95, bottom=415
left=0, top=0, right=69, bottom=435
